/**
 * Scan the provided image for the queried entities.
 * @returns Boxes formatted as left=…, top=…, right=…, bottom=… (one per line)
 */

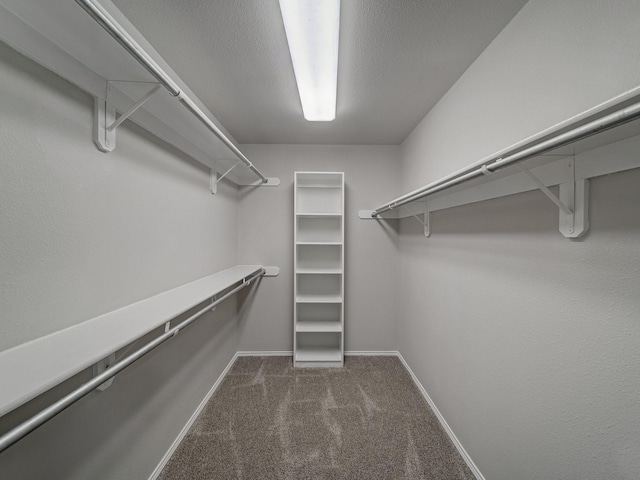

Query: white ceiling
left=112, top=0, right=527, bottom=145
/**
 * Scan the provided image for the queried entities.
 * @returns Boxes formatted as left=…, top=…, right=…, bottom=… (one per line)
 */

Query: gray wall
left=3, top=1, right=640, bottom=479
left=236, top=144, right=401, bottom=352
left=0, top=41, right=242, bottom=479
left=398, top=1, right=640, bottom=479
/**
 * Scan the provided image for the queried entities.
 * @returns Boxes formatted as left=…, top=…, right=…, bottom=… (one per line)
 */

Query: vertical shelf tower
left=294, top=172, right=345, bottom=368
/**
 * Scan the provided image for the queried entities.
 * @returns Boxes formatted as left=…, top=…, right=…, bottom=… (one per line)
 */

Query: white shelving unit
left=294, top=172, right=344, bottom=368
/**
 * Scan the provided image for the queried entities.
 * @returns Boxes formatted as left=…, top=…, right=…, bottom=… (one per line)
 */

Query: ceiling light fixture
left=279, top=0, right=340, bottom=121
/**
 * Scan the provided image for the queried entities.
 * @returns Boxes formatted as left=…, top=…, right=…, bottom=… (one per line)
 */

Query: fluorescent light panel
left=279, top=0, right=340, bottom=121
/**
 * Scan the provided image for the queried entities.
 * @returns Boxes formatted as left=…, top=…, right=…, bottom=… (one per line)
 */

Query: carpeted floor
left=158, top=356, right=475, bottom=479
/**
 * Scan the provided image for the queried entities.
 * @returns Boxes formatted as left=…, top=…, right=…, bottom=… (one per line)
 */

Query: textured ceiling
left=112, top=0, right=527, bottom=145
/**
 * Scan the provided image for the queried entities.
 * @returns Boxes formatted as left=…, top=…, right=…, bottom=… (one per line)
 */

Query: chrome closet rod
left=0, top=269, right=265, bottom=454
left=74, top=0, right=268, bottom=184
left=372, top=99, right=640, bottom=217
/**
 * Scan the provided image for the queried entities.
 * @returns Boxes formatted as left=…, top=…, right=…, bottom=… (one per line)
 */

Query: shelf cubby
left=296, top=216, right=342, bottom=243
left=296, top=216, right=342, bottom=244
left=297, top=274, right=341, bottom=298
left=296, top=244, right=342, bottom=271
left=295, top=173, right=343, bottom=214
left=295, top=333, right=343, bottom=365
left=296, top=173, right=343, bottom=188
left=296, top=304, right=342, bottom=333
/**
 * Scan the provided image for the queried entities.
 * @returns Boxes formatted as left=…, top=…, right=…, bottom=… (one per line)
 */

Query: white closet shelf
left=0, top=0, right=275, bottom=187
left=295, top=348, right=343, bottom=363
left=296, top=295, right=343, bottom=304
left=360, top=91, right=640, bottom=239
left=296, top=268, right=343, bottom=274
left=296, top=322, right=342, bottom=333
left=0, top=265, right=265, bottom=417
left=296, top=241, right=343, bottom=246
left=295, top=172, right=344, bottom=188
left=296, top=213, right=343, bottom=217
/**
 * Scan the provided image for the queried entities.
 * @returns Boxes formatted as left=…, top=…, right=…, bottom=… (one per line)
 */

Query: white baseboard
left=237, top=350, right=399, bottom=357
left=147, top=351, right=240, bottom=480
left=149, top=350, right=484, bottom=480
left=237, top=350, right=400, bottom=357
left=236, top=350, right=293, bottom=356
left=236, top=350, right=405, bottom=357
left=395, top=352, right=485, bottom=480
left=345, top=350, right=399, bottom=356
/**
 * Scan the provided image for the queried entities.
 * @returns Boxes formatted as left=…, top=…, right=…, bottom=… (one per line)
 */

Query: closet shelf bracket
left=414, top=203, right=431, bottom=237
left=210, top=162, right=280, bottom=194
left=94, top=81, right=162, bottom=152
left=518, top=159, right=588, bottom=238
left=92, top=353, right=117, bottom=391
left=517, top=164, right=572, bottom=214
left=359, top=204, right=430, bottom=237
left=210, top=160, right=242, bottom=194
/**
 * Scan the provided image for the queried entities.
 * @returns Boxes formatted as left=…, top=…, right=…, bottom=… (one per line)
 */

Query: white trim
left=147, top=351, right=240, bottom=480
left=237, top=350, right=400, bottom=357
left=148, top=350, right=484, bottom=480
left=395, top=352, right=485, bottom=480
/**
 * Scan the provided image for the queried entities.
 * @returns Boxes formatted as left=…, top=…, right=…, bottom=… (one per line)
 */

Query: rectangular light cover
left=279, top=0, right=340, bottom=121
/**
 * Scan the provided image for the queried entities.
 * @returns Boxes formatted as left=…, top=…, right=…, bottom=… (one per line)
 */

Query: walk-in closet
left=1, top=1, right=639, bottom=479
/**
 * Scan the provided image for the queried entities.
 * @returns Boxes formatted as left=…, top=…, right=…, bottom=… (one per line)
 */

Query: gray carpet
left=158, top=356, right=475, bottom=479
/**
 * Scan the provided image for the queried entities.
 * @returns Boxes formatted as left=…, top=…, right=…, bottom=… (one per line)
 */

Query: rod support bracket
left=235, top=177, right=281, bottom=187
left=518, top=162, right=588, bottom=238
left=93, top=81, right=161, bottom=153
left=358, top=210, right=376, bottom=219
left=210, top=168, right=217, bottom=194
left=93, top=353, right=117, bottom=391
left=359, top=206, right=429, bottom=236
left=423, top=206, right=431, bottom=238
left=93, top=97, right=116, bottom=152
left=211, top=162, right=280, bottom=193
left=211, top=160, right=243, bottom=195
left=481, top=164, right=494, bottom=176
left=559, top=158, right=589, bottom=238
left=410, top=203, right=430, bottom=237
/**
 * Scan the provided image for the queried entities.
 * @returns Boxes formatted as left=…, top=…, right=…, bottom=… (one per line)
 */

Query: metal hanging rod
left=74, top=0, right=268, bottom=184
left=371, top=98, right=640, bottom=217
left=0, top=269, right=265, bottom=454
